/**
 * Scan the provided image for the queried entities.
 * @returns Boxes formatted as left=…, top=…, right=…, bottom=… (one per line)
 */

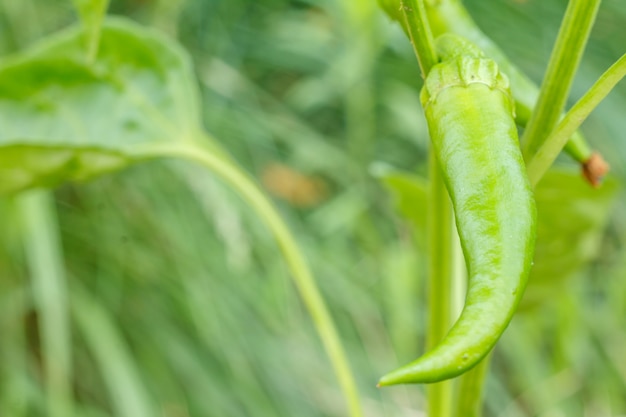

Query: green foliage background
left=1, top=0, right=625, bottom=416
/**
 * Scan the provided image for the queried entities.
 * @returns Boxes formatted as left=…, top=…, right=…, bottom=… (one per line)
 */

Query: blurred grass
left=0, top=0, right=625, bottom=416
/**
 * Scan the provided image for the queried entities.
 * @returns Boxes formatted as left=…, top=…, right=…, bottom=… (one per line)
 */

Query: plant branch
left=72, top=0, right=110, bottom=63
left=405, top=2, right=454, bottom=413
left=401, top=0, right=438, bottom=77
left=521, top=0, right=602, bottom=160
left=72, top=287, right=157, bottom=417
left=129, top=140, right=363, bottom=417
left=453, top=354, right=490, bottom=417
left=425, top=152, right=455, bottom=417
left=527, top=53, right=626, bottom=186
left=20, top=191, right=73, bottom=417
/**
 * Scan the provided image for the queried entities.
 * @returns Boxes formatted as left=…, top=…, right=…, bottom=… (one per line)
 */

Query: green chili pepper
left=378, top=0, right=605, bottom=182
left=379, top=34, right=537, bottom=385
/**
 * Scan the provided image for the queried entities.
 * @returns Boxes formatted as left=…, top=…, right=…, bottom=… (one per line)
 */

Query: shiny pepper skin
left=379, top=35, right=537, bottom=385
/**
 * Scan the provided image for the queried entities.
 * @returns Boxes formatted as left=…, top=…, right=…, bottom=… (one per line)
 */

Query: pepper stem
left=527, top=52, right=626, bottom=186
left=521, top=0, right=602, bottom=160
left=401, top=0, right=438, bottom=77
left=424, top=151, right=458, bottom=417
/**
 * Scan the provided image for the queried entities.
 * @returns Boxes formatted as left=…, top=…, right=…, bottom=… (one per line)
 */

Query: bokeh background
left=1, top=0, right=625, bottom=416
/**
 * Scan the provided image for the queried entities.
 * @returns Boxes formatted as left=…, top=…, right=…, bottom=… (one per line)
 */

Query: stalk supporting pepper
left=377, top=0, right=607, bottom=184
left=379, top=34, right=536, bottom=385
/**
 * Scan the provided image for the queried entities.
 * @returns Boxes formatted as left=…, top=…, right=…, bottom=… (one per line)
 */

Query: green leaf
left=0, top=18, right=202, bottom=195
left=73, top=0, right=109, bottom=25
left=376, top=167, right=428, bottom=247
left=379, top=168, right=620, bottom=309
left=72, top=0, right=110, bottom=61
left=521, top=169, right=620, bottom=310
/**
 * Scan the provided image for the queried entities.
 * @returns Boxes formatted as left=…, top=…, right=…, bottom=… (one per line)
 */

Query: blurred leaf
left=20, top=191, right=72, bottom=417
left=379, top=168, right=620, bottom=310
left=0, top=17, right=201, bottom=195
left=261, top=162, right=329, bottom=207
left=521, top=170, right=620, bottom=310
left=376, top=167, right=428, bottom=247
left=72, top=0, right=108, bottom=21
left=72, top=288, right=157, bottom=417
left=377, top=0, right=403, bottom=24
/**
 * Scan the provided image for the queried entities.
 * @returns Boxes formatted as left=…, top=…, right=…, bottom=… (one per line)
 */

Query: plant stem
left=426, top=152, right=455, bottom=417
left=404, top=1, right=455, bottom=414
left=71, top=0, right=110, bottom=63
left=19, top=191, right=73, bottom=417
left=72, top=287, right=157, bottom=417
left=521, top=0, right=602, bottom=160
left=129, top=140, right=363, bottom=417
left=453, top=354, right=490, bottom=417
left=527, top=52, right=626, bottom=186
left=401, top=0, right=438, bottom=77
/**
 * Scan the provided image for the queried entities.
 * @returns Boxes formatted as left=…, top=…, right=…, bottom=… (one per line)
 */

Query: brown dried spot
left=261, top=163, right=328, bottom=208
left=582, top=152, right=610, bottom=188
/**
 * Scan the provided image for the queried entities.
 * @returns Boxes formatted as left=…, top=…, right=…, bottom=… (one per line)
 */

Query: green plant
left=379, top=33, right=536, bottom=385
left=1, top=1, right=625, bottom=416
left=375, top=0, right=625, bottom=416
left=0, top=2, right=362, bottom=416
left=378, top=0, right=607, bottom=184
